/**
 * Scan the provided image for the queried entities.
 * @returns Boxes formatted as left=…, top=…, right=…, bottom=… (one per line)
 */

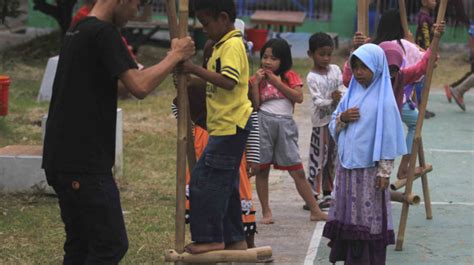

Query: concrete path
left=252, top=92, right=474, bottom=264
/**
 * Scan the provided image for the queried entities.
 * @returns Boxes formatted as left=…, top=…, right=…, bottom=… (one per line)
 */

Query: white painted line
left=304, top=221, right=325, bottom=265
left=392, top=202, right=474, bottom=206
left=426, top=148, right=474, bottom=154
left=423, top=202, right=474, bottom=206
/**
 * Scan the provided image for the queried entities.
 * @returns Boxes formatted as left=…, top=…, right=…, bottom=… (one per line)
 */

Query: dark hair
left=260, top=38, right=293, bottom=77
left=372, top=9, right=405, bottom=50
left=193, top=0, right=236, bottom=23
left=308, top=32, right=334, bottom=52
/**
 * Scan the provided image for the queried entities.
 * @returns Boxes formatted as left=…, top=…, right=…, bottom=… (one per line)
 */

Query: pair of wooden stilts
left=163, top=0, right=272, bottom=263
left=363, top=0, right=448, bottom=251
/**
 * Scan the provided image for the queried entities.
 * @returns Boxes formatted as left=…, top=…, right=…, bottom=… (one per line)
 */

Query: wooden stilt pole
left=165, top=0, right=190, bottom=260
left=176, top=0, right=189, bottom=257
left=418, top=140, right=433, bottom=219
left=166, top=0, right=196, bottom=171
left=395, top=0, right=448, bottom=251
left=357, top=0, right=368, bottom=36
left=398, top=0, right=411, bottom=41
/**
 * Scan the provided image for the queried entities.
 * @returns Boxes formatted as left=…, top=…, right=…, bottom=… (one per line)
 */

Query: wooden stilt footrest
left=390, top=164, right=433, bottom=191
left=164, top=246, right=273, bottom=263
left=390, top=191, right=421, bottom=205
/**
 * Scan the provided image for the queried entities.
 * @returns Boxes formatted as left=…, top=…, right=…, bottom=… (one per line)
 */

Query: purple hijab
left=379, top=41, right=405, bottom=112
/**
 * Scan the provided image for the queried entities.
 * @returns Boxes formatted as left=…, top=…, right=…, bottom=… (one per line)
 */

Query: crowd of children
left=168, top=0, right=450, bottom=263
left=42, top=0, right=461, bottom=262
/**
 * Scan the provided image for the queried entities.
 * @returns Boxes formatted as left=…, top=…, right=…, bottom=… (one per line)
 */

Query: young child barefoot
left=182, top=0, right=254, bottom=254
left=250, top=39, right=327, bottom=224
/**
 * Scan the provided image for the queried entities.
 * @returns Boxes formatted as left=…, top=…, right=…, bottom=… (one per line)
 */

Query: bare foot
left=225, top=240, right=247, bottom=250
left=260, top=211, right=274, bottom=224
left=184, top=242, right=225, bottom=254
left=310, top=210, right=328, bottom=221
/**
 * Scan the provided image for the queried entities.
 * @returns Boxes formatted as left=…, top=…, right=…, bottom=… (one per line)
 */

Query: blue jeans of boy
left=189, top=122, right=251, bottom=244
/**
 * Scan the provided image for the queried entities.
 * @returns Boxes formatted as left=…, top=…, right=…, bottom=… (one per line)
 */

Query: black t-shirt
left=42, top=17, right=137, bottom=173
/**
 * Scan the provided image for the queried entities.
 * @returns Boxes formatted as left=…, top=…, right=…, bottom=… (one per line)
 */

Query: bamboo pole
left=395, top=0, right=448, bottom=251
left=390, top=164, right=432, bottom=191
left=357, top=0, right=368, bottom=35
left=165, top=0, right=190, bottom=258
left=176, top=0, right=189, bottom=256
left=365, top=0, right=370, bottom=36
left=390, top=191, right=421, bottom=205
left=418, top=140, right=433, bottom=219
left=165, top=0, right=197, bottom=170
left=165, top=247, right=273, bottom=263
left=398, top=0, right=411, bottom=41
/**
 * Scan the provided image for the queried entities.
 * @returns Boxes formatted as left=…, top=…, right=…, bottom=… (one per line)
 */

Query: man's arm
left=120, top=37, right=195, bottom=99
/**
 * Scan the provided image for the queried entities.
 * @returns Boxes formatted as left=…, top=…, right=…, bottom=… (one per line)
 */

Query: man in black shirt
left=42, top=0, right=194, bottom=263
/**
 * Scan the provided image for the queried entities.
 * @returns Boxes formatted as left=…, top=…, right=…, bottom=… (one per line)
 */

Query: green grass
left=0, top=32, right=470, bottom=264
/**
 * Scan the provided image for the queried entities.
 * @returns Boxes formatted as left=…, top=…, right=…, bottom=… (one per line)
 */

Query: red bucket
left=0, top=75, right=11, bottom=116
left=246, top=28, right=268, bottom=53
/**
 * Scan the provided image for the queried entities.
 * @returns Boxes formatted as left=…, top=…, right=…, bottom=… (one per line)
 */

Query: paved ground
left=252, top=92, right=474, bottom=265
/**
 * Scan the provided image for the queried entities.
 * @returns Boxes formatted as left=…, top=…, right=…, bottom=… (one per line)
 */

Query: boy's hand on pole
left=178, top=60, right=197, bottom=75
left=171, top=36, right=195, bottom=61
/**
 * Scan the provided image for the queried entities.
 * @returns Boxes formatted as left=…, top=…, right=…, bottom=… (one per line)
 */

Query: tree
left=0, top=0, right=22, bottom=23
left=33, top=0, right=77, bottom=35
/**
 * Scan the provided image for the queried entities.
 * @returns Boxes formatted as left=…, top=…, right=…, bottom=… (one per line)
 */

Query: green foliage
left=0, top=0, right=21, bottom=23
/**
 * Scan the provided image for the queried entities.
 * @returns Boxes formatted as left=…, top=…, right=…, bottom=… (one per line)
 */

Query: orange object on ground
left=185, top=125, right=257, bottom=235
left=0, top=75, right=11, bottom=116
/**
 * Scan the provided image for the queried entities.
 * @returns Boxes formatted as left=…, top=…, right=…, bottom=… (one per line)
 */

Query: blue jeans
left=189, top=122, right=251, bottom=243
left=47, top=171, right=128, bottom=264
left=414, top=79, right=425, bottom=105
left=401, top=103, right=418, bottom=153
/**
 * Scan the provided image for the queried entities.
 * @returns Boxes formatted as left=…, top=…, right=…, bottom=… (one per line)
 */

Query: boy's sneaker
left=450, top=86, right=466, bottom=111
left=444, top=84, right=452, bottom=103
